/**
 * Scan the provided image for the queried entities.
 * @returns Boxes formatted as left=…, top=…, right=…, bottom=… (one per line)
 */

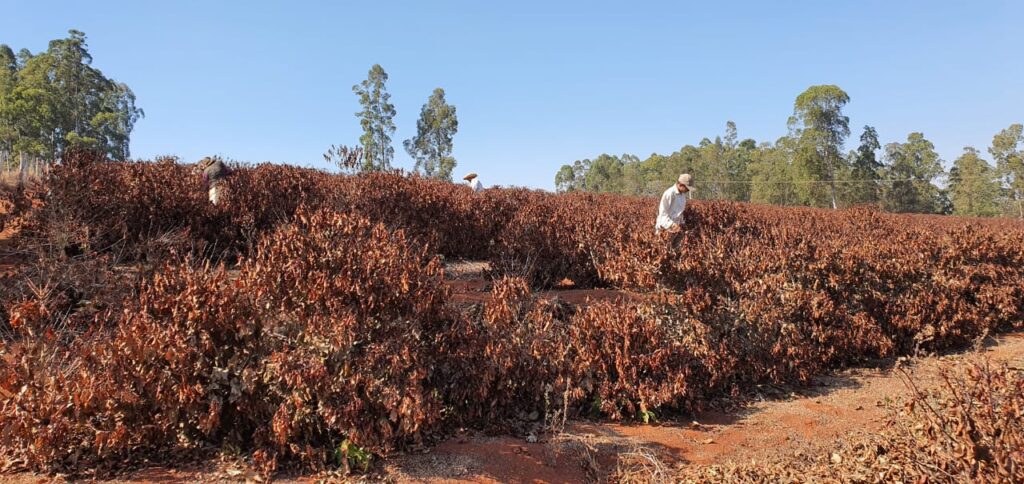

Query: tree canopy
left=948, top=147, right=1001, bottom=217
left=791, top=85, right=851, bottom=208
left=404, top=88, right=458, bottom=181
left=0, top=30, right=143, bottom=162
left=990, top=124, right=1024, bottom=218
left=553, top=85, right=1021, bottom=218
left=881, top=132, right=944, bottom=214
left=353, top=64, right=396, bottom=172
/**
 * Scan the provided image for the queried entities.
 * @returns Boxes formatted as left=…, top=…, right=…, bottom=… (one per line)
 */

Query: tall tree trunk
left=18, top=152, right=26, bottom=188
left=827, top=152, right=838, bottom=209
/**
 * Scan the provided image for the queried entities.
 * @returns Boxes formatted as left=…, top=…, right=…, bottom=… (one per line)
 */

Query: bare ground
left=444, top=260, right=638, bottom=307
left=382, top=332, right=1024, bottom=483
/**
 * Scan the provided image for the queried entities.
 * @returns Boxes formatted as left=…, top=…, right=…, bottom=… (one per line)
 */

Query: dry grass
left=611, top=446, right=673, bottom=484
left=0, top=172, right=20, bottom=189
left=549, top=431, right=676, bottom=483
left=0, top=166, right=43, bottom=189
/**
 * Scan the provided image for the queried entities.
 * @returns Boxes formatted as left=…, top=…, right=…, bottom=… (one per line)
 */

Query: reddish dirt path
left=385, top=332, right=1024, bottom=483
left=0, top=192, right=34, bottom=276
left=0, top=219, right=24, bottom=277
left=444, top=261, right=638, bottom=306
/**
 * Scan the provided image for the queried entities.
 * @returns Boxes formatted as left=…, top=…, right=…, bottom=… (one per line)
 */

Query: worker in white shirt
left=463, top=172, right=483, bottom=192
left=655, top=173, right=693, bottom=247
left=199, top=156, right=232, bottom=205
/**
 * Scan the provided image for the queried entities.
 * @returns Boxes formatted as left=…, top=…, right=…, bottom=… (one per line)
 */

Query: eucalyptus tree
left=791, top=85, right=851, bottom=208
left=353, top=64, right=396, bottom=171
left=948, top=146, right=1001, bottom=217
left=881, top=132, right=944, bottom=214
left=0, top=30, right=142, bottom=161
left=989, top=123, right=1023, bottom=218
left=404, top=88, right=458, bottom=180
left=843, top=126, right=883, bottom=206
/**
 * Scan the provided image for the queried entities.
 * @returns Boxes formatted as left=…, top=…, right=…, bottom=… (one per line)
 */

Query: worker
left=463, top=172, right=483, bottom=192
left=655, top=173, right=694, bottom=247
left=199, top=156, right=231, bottom=205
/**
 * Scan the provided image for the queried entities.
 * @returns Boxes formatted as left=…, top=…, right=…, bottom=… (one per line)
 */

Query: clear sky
left=6, top=0, right=1022, bottom=189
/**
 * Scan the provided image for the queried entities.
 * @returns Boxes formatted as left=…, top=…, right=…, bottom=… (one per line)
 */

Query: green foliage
left=881, top=132, right=945, bottom=214
left=584, top=154, right=626, bottom=193
left=989, top=123, right=1024, bottom=218
left=543, top=84, right=1010, bottom=221
left=0, top=30, right=142, bottom=162
left=0, top=44, right=17, bottom=156
left=841, top=125, right=883, bottom=206
left=353, top=64, right=396, bottom=172
left=553, top=122, right=752, bottom=200
left=554, top=163, right=579, bottom=193
left=949, top=147, right=1001, bottom=217
left=555, top=154, right=624, bottom=194
left=689, top=122, right=753, bottom=201
left=749, top=136, right=800, bottom=205
left=335, top=438, right=372, bottom=473
left=403, top=88, right=458, bottom=181
left=791, top=85, right=851, bottom=208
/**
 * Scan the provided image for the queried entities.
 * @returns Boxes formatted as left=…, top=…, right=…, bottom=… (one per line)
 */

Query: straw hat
left=463, top=172, right=478, bottom=181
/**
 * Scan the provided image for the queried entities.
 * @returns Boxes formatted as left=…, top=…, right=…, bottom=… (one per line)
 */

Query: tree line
left=0, top=32, right=462, bottom=183
left=0, top=30, right=143, bottom=164
left=555, top=85, right=1023, bottom=218
left=326, top=64, right=461, bottom=181
left=4, top=32, right=1019, bottom=217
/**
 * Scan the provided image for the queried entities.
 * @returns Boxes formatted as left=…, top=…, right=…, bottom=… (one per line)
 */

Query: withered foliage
left=21, top=151, right=339, bottom=262
left=2, top=208, right=451, bottom=476
left=1, top=159, right=1022, bottom=478
left=440, top=276, right=576, bottom=426
left=674, top=359, right=1024, bottom=483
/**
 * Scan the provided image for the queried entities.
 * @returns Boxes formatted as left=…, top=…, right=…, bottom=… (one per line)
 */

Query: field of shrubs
left=1, top=150, right=1022, bottom=479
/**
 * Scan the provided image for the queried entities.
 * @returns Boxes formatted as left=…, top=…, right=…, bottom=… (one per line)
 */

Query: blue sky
left=6, top=0, right=1022, bottom=189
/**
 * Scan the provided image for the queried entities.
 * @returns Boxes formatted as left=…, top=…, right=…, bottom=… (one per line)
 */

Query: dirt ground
left=381, top=332, right=1024, bottom=483
left=444, top=260, right=638, bottom=307
left=382, top=262, right=1024, bottom=482
left=4, top=241, right=1024, bottom=483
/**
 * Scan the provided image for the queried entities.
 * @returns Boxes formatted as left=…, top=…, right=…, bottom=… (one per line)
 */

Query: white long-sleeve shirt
left=655, top=185, right=687, bottom=231
left=468, top=178, right=483, bottom=192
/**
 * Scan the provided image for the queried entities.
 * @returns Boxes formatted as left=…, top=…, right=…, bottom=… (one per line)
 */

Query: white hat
left=678, top=173, right=694, bottom=190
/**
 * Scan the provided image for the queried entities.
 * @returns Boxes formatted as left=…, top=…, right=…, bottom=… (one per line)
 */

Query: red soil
left=385, top=332, right=1024, bottom=483
left=445, top=261, right=639, bottom=306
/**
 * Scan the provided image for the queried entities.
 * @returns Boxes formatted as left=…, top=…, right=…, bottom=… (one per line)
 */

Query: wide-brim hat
left=463, top=172, right=478, bottom=181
